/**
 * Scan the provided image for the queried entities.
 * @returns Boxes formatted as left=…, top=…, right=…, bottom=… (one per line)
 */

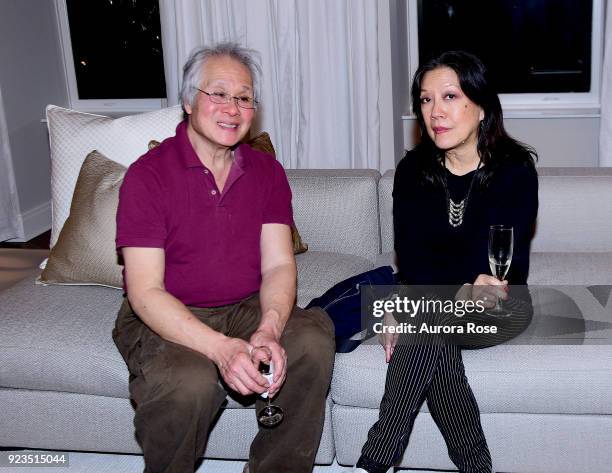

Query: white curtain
left=159, top=0, right=381, bottom=170
left=0, top=84, right=22, bottom=241
left=600, top=0, right=612, bottom=166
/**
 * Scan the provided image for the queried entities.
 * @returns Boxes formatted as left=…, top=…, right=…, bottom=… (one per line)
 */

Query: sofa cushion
left=1, top=249, right=371, bottom=398
left=378, top=170, right=394, bottom=254
left=528, top=252, right=612, bottom=285
left=332, top=343, right=612, bottom=415
left=286, top=170, right=381, bottom=262
left=374, top=250, right=395, bottom=269
left=295, top=251, right=374, bottom=307
left=332, top=407, right=612, bottom=472
left=331, top=287, right=612, bottom=415
left=533, top=169, right=612, bottom=253
left=0, top=389, right=336, bottom=463
left=0, top=276, right=128, bottom=398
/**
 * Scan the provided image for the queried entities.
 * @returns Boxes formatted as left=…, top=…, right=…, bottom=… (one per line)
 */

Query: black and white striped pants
left=357, top=293, right=532, bottom=473
left=357, top=340, right=492, bottom=473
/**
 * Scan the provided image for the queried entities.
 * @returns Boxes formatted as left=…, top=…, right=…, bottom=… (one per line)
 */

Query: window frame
left=54, top=0, right=167, bottom=114
left=405, top=0, right=605, bottom=118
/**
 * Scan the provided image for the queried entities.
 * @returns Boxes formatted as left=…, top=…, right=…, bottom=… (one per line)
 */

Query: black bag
left=306, top=266, right=397, bottom=353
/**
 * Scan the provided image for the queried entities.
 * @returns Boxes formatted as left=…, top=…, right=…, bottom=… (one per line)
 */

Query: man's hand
left=470, top=274, right=509, bottom=309
left=379, top=312, right=400, bottom=363
left=210, top=336, right=269, bottom=396
left=249, top=328, right=287, bottom=397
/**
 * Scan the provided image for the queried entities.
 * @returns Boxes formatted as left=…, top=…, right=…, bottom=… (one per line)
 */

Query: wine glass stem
left=495, top=277, right=503, bottom=311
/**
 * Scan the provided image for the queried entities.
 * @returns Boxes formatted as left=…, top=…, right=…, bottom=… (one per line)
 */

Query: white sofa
left=1, top=104, right=611, bottom=472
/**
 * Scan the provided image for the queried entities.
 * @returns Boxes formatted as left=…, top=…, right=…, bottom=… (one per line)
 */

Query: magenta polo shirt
left=116, top=121, right=293, bottom=307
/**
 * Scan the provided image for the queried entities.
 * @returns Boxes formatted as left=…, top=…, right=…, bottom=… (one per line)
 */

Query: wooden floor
left=0, top=248, right=49, bottom=292
left=0, top=231, right=51, bottom=292
left=0, top=230, right=51, bottom=249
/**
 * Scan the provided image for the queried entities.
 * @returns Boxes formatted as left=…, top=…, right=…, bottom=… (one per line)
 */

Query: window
left=55, top=0, right=166, bottom=113
left=407, top=0, right=605, bottom=116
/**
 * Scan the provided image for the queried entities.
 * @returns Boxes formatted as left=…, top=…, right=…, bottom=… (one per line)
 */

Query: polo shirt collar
left=233, top=144, right=248, bottom=168
left=176, top=120, right=250, bottom=169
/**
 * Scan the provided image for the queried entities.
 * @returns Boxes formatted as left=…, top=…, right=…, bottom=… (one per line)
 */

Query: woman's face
left=419, top=66, right=484, bottom=156
left=184, top=55, right=255, bottom=152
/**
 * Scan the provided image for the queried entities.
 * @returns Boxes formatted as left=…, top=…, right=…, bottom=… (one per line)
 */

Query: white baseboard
left=7, top=200, right=51, bottom=243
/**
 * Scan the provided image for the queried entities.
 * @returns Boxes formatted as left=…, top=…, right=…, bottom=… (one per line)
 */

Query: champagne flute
left=251, top=347, right=284, bottom=427
left=487, top=225, right=513, bottom=316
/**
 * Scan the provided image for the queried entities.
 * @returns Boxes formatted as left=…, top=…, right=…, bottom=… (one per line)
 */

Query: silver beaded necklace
left=442, top=158, right=482, bottom=228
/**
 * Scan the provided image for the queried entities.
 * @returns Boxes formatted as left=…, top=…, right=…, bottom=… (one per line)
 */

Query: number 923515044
left=0, top=451, right=69, bottom=468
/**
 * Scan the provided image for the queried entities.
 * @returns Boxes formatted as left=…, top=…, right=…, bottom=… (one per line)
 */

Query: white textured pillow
left=45, top=105, right=184, bottom=247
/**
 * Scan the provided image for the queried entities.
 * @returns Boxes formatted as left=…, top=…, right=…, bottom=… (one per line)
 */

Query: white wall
left=0, top=0, right=68, bottom=240
left=505, top=117, right=599, bottom=167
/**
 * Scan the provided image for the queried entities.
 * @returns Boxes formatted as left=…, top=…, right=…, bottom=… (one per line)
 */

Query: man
left=112, top=42, right=335, bottom=473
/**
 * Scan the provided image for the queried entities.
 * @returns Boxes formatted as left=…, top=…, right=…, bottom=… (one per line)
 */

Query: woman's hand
left=379, top=311, right=400, bottom=363
left=469, top=274, right=509, bottom=309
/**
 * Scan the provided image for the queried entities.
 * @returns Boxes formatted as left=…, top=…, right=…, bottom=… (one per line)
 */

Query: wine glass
left=251, top=347, right=284, bottom=427
left=487, top=225, right=513, bottom=316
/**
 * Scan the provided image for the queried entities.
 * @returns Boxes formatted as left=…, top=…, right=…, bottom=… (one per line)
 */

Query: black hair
left=410, top=50, right=536, bottom=188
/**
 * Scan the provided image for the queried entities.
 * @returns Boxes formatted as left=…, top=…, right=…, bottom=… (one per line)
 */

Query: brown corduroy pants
left=112, top=294, right=335, bottom=473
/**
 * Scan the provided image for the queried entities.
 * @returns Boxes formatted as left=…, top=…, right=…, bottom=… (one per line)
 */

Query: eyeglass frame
left=194, top=87, right=258, bottom=110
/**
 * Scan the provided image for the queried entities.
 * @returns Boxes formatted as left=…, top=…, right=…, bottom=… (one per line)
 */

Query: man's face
left=184, top=55, right=256, bottom=151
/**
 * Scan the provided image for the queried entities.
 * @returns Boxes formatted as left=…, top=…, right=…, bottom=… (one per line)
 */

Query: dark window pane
left=66, top=0, right=166, bottom=99
left=418, top=0, right=592, bottom=93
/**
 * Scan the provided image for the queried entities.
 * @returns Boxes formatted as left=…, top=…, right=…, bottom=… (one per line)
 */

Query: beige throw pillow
left=40, top=151, right=124, bottom=288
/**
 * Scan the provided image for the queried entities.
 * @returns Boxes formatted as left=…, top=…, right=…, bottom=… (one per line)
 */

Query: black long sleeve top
left=393, top=151, right=538, bottom=288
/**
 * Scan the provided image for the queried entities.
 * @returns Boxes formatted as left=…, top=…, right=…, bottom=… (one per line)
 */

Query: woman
left=355, top=51, right=538, bottom=473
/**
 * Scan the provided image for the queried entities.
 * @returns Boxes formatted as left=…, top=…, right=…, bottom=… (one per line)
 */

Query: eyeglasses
left=195, top=87, right=258, bottom=110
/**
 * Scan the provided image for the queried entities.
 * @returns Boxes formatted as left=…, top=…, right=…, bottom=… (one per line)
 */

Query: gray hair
left=180, top=42, right=262, bottom=110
